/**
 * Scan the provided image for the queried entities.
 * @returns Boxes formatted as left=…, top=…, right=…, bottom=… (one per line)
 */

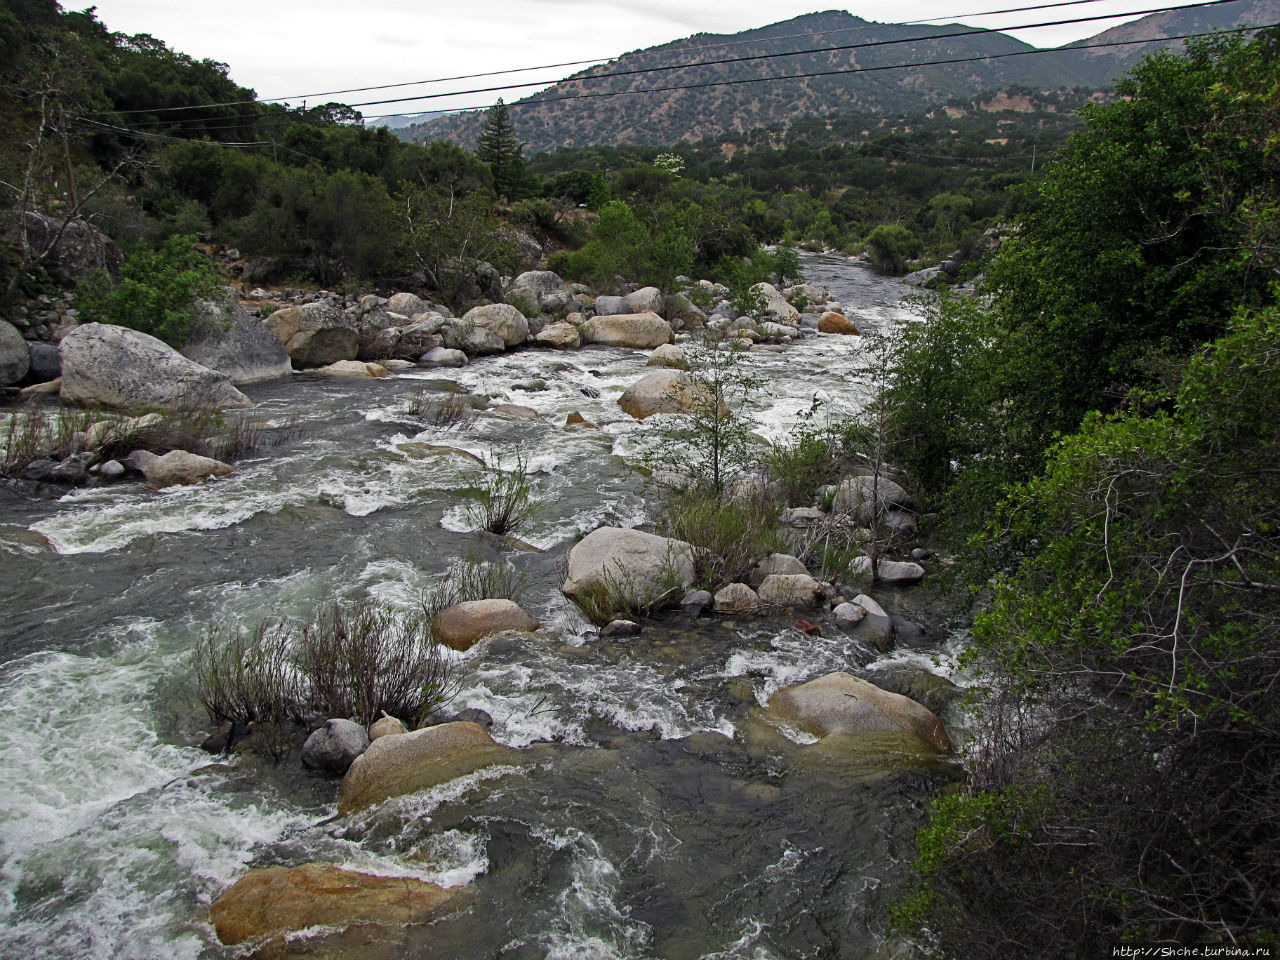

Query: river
left=0, top=255, right=965, bottom=959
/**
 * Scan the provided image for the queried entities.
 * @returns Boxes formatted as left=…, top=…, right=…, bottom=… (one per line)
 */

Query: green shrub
left=461, top=453, right=537, bottom=537
left=865, top=224, right=923, bottom=275
left=657, top=487, right=783, bottom=591
left=78, top=233, right=223, bottom=347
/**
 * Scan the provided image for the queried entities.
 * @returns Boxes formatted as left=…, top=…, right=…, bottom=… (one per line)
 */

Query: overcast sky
left=81, top=0, right=1196, bottom=117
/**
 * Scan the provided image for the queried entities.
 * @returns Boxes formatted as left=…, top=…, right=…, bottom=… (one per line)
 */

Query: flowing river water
left=0, top=255, right=967, bottom=959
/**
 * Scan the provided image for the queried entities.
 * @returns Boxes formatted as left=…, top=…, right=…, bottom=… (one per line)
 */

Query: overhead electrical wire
left=89, top=0, right=1248, bottom=119
left=98, top=0, right=1154, bottom=110
left=73, top=21, right=1270, bottom=147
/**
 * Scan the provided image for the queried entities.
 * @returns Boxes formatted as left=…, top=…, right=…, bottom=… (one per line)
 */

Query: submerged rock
left=210, top=861, right=467, bottom=947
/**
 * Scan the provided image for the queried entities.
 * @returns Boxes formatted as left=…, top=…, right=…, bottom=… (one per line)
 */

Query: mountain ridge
left=402, top=3, right=1274, bottom=153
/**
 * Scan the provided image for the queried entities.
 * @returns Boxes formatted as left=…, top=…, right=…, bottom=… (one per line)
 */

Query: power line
left=370, top=22, right=1270, bottom=119
left=90, top=0, right=1245, bottom=119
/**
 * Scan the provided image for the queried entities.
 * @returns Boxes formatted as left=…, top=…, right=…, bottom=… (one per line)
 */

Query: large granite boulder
left=441, top=319, right=505, bottom=356
left=533, top=321, right=581, bottom=350
left=461, top=303, right=529, bottom=347
left=386, top=292, right=429, bottom=317
left=757, top=573, right=825, bottom=608
left=27, top=342, right=61, bottom=383
left=125, top=449, right=234, bottom=489
left=0, top=321, right=29, bottom=386
left=624, top=286, right=664, bottom=314
left=210, top=862, right=466, bottom=947
left=17, top=211, right=122, bottom=285
left=337, top=721, right=515, bottom=815
left=430, top=599, right=540, bottom=651
left=818, top=311, right=860, bottom=335
left=592, top=295, right=628, bottom=316
left=646, top=344, right=687, bottom=369
left=617, top=368, right=724, bottom=421
left=833, top=475, right=914, bottom=521
left=60, top=323, right=250, bottom=411
left=580, top=312, right=673, bottom=349
left=264, top=300, right=358, bottom=368
left=510, top=270, right=575, bottom=314
left=767, top=672, right=952, bottom=752
left=562, top=526, right=696, bottom=608
left=181, top=288, right=292, bottom=383
left=849, top=557, right=926, bottom=584
left=751, top=282, right=801, bottom=323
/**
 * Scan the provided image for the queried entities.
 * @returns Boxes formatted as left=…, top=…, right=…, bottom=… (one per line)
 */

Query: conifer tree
left=476, top=98, right=525, bottom=199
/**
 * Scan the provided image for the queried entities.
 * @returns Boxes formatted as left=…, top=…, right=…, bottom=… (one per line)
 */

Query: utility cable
left=89, top=0, right=1246, bottom=117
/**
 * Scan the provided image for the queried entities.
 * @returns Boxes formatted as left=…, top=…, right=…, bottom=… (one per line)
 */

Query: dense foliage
left=893, top=30, right=1280, bottom=954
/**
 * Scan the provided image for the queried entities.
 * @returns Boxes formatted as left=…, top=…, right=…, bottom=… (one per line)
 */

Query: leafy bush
left=196, top=600, right=455, bottom=729
left=77, top=233, right=222, bottom=346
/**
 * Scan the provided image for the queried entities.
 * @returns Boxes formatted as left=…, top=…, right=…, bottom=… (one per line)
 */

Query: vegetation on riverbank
left=885, top=29, right=1280, bottom=952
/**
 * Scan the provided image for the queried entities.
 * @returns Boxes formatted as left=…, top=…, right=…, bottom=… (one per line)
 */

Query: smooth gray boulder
left=767, top=671, right=952, bottom=752
left=533, top=322, right=580, bottom=350
left=302, top=719, right=370, bottom=775
left=849, top=557, right=926, bottom=584
left=0, top=321, right=29, bottom=386
left=264, top=301, right=358, bottom=368
left=758, top=573, right=825, bottom=608
left=460, top=303, right=529, bottom=347
left=386, top=292, right=429, bottom=317
left=126, top=449, right=235, bottom=489
left=420, top=346, right=468, bottom=367
left=441, top=319, right=505, bottom=356
left=592, top=295, right=628, bottom=316
left=60, top=323, right=250, bottom=411
left=714, top=582, right=760, bottom=615
left=562, top=527, right=696, bottom=609
left=182, top=288, right=292, bottom=384
left=624, top=286, right=664, bottom=314
left=617, top=368, right=724, bottom=421
left=510, top=270, right=575, bottom=314
left=833, top=475, right=914, bottom=520
left=580, top=312, right=673, bottom=349
left=751, top=282, right=800, bottom=323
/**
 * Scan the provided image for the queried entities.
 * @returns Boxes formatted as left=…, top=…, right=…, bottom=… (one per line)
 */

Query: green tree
left=78, top=233, right=221, bottom=346
left=475, top=98, right=526, bottom=200
left=864, top=223, right=921, bottom=274
left=899, top=306, right=1280, bottom=955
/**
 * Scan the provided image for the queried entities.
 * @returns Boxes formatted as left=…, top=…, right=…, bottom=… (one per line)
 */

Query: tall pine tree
left=476, top=98, right=525, bottom=199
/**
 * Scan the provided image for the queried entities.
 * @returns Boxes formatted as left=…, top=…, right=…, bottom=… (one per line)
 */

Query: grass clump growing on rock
left=195, top=600, right=455, bottom=729
left=421, top=554, right=526, bottom=621
left=657, top=487, right=783, bottom=591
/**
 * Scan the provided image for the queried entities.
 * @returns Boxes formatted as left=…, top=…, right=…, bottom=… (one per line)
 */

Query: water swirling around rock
left=0, top=255, right=965, bottom=959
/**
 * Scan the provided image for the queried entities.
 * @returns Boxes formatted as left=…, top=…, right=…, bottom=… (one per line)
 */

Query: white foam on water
left=699, top=920, right=784, bottom=960
left=0, top=626, right=315, bottom=960
left=533, top=826, right=650, bottom=960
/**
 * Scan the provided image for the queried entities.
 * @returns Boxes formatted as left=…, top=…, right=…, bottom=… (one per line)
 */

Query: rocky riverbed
left=0, top=254, right=971, bottom=959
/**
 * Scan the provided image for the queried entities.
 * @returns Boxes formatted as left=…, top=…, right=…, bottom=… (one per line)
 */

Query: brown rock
left=757, top=573, right=825, bottom=608
left=210, top=862, right=464, bottom=946
left=713, top=582, right=760, bottom=615
left=126, top=449, right=234, bottom=489
left=818, top=312, right=860, bottom=335
left=313, top=360, right=392, bottom=378
left=430, top=599, right=539, bottom=651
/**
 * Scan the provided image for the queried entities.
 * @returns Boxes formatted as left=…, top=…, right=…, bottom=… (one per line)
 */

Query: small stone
left=911, top=547, right=931, bottom=561
left=368, top=714, right=408, bottom=740
left=833, top=602, right=867, bottom=627
left=714, top=582, right=760, bottom=615
left=794, top=619, right=821, bottom=636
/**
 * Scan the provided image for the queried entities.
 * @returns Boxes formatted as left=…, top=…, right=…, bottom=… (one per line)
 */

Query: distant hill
left=402, top=4, right=1274, bottom=153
